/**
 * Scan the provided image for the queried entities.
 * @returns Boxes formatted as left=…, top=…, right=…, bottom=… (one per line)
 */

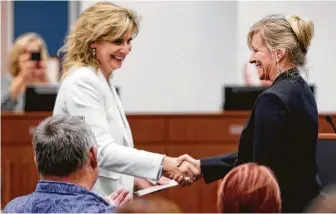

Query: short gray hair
left=33, top=115, right=96, bottom=176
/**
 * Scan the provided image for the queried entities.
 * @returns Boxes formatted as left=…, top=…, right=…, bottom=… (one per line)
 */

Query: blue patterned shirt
left=3, top=180, right=116, bottom=213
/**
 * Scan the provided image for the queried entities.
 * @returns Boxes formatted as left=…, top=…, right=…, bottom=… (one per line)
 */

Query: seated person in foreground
left=217, top=163, right=281, bottom=213
left=306, top=185, right=336, bottom=213
left=3, top=115, right=131, bottom=213
left=1, top=32, right=50, bottom=111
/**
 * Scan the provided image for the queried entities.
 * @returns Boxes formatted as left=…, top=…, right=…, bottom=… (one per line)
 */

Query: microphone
left=325, top=114, right=336, bottom=133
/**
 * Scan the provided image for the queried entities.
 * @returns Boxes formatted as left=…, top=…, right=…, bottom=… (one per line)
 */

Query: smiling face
left=248, top=32, right=277, bottom=81
left=90, top=32, right=133, bottom=77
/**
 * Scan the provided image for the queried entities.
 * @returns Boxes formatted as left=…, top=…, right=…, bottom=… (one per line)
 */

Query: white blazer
left=53, top=66, right=164, bottom=196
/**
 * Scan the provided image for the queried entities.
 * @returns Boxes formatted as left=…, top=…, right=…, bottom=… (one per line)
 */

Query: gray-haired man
left=3, top=115, right=130, bottom=213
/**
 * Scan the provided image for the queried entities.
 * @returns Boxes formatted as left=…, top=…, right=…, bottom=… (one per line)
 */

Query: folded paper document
left=134, top=180, right=178, bottom=196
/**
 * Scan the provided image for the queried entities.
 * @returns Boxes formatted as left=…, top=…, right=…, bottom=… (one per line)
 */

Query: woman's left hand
left=104, top=189, right=132, bottom=206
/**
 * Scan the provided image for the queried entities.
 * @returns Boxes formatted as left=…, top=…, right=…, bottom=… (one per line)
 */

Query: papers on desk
left=134, top=180, right=178, bottom=196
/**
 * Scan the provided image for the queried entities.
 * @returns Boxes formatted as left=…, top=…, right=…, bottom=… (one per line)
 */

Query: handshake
left=162, top=154, right=201, bottom=186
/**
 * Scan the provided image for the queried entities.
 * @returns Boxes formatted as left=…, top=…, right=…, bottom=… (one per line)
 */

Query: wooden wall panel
left=1, top=146, right=39, bottom=207
left=128, top=117, right=166, bottom=142
left=167, top=115, right=247, bottom=142
left=318, top=114, right=336, bottom=133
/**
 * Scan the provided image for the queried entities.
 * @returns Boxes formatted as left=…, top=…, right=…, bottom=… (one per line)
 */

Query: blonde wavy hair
left=247, top=14, right=314, bottom=68
left=58, top=1, right=140, bottom=78
left=8, top=32, right=49, bottom=77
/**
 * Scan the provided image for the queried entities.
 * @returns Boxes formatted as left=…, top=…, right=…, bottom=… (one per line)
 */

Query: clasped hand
left=162, top=154, right=201, bottom=186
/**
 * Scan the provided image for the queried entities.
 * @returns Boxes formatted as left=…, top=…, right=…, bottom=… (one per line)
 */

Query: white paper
left=134, top=180, right=178, bottom=196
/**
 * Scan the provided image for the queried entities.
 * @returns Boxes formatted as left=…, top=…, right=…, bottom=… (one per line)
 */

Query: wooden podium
left=2, top=112, right=336, bottom=212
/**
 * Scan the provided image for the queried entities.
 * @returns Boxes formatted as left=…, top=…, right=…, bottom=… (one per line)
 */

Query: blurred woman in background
left=1, top=32, right=49, bottom=111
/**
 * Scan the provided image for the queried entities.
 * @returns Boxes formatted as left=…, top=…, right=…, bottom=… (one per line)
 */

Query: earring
left=277, top=67, right=282, bottom=75
left=276, top=58, right=281, bottom=74
left=91, top=48, right=96, bottom=57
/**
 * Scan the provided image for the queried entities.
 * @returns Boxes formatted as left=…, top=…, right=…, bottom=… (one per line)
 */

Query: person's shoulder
left=67, top=65, right=98, bottom=81
left=257, top=77, right=309, bottom=114
left=269, top=74, right=309, bottom=95
left=78, top=202, right=115, bottom=213
left=255, top=89, right=287, bottom=113
left=2, top=195, right=29, bottom=213
left=70, top=194, right=115, bottom=213
left=270, top=76, right=310, bottom=105
left=63, top=65, right=101, bottom=88
left=272, top=78, right=298, bottom=91
left=1, top=72, right=13, bottom=89
left=258, top=88, right=282, bottom=103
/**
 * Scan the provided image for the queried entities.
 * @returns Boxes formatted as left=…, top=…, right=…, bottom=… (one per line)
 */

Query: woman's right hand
left=9, top=51, right=48, bottom=100
left=9, top=52, right=35, bottom=99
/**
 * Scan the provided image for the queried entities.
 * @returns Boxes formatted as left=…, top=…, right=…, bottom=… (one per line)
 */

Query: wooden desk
left=318, top=133, right=336, bottom=139
left=2, top=112, right=336, bottom=212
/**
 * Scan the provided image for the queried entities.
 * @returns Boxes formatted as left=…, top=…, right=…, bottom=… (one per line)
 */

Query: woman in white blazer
left=54, top=2, right=199, bottom=197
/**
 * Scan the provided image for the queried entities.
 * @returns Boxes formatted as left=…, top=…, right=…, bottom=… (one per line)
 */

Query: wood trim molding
left=318, top=133, right=336, bottom=140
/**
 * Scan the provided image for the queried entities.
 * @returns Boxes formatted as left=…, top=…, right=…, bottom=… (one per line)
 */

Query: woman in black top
left=178, top=14, right=320, bottom=212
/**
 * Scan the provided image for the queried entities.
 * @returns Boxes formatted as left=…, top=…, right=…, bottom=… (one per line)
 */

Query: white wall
left=81, top=1, right=237, bottom=113
left=1, top=1, right=13, bottom=76
left=81, top=1, right=336, bottom=113
left=237, top=1, right=336, bottom=113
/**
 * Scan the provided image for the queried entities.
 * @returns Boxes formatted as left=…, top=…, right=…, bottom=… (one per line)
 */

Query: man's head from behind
left=32, top=115, right=98, bottom=189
